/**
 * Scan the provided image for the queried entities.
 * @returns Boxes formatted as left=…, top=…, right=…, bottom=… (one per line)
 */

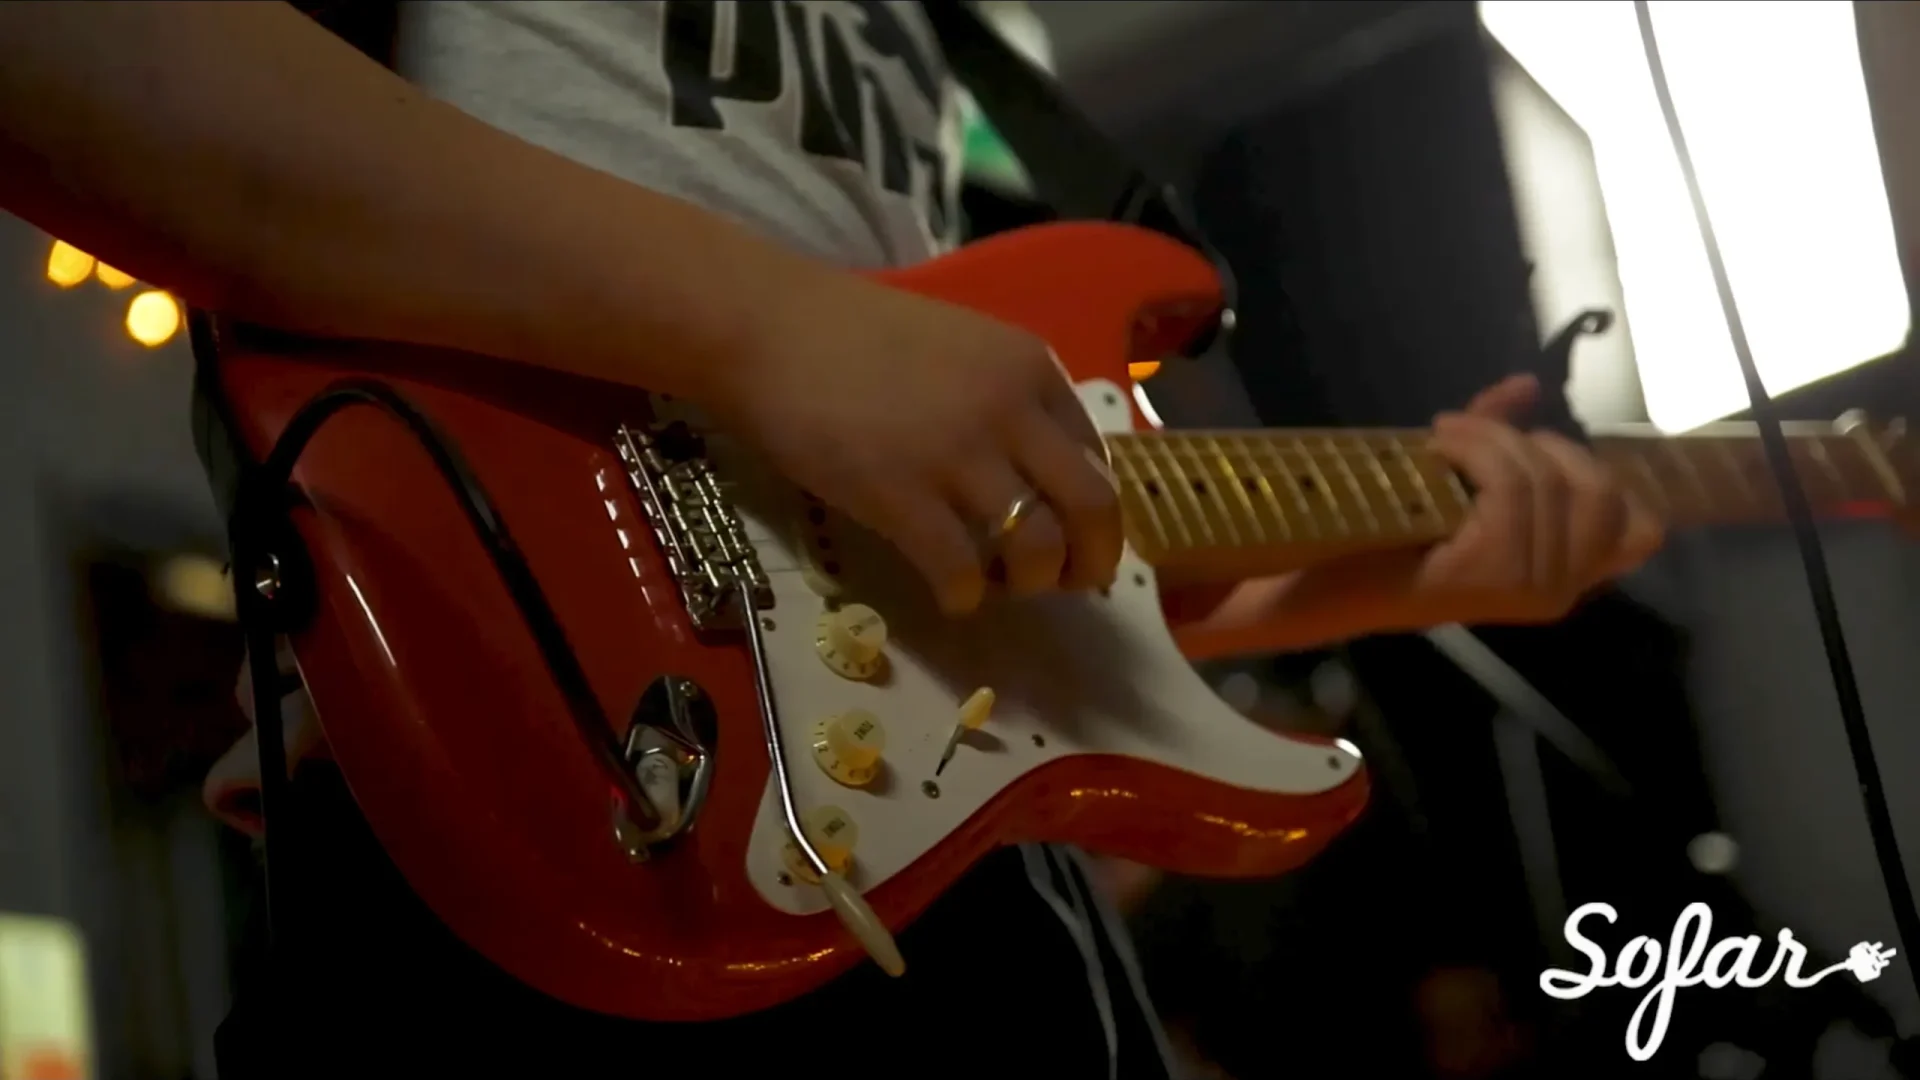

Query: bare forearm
left=0, top=1, right=813, bottom=399
left=1167, top=554, right=1428, bottom=662
left=1168, top=577, right=1368, bottom=663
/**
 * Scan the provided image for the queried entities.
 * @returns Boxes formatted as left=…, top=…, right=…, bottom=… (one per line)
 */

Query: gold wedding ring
left=989, top=493, right=1039, bottom=544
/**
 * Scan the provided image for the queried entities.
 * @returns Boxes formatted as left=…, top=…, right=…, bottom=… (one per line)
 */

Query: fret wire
left=1132, top=439, right=1197, bottom=549
left=1846, top=426, right=1909, bottom=506
left=1826, top=434, right=1879, bottom=502
left=1236, top=435, right=1296, bottom=541
left=1664, top=441, right=1713, bottom=516
left=1625, top=449, right=1666, bottom=514
left=1171, top=436, right=1243, bottom=547
left=1109, top=442, right=1173, bottom=554
left=1321, top=435, right=1380, bottom=534
left=1252, top=439, right=1321, bottom=539
left=1354, top=435, right=1413, bottom=534
left=1198, top=436, right=1253, bottom=546
left=1280, top=440, right=1349, bottom=537
left=1714, top=438, right=1758, bottom=509
left=1807, top=437, right=1843, bottom=494
left=1390, top=434, right=1436, bottom=518
left=1150, top=436, right=1218, bottom=549
left=1395, top=433, right=1473, bottom=518
left=1387, top=434, right=1443, bottom=523
left=1822, top=437, right=1863, bottom=500
left=1203, top=434, right=1271, bottom=545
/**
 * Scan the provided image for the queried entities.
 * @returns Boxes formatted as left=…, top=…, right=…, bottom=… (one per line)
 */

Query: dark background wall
left=1036, top=0, right=1920, bottom=1042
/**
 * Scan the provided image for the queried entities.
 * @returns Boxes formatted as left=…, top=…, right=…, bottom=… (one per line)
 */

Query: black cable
left=228, top=378, right=656, bottom=954
left=1633, top=0, right=1920, bottom=1003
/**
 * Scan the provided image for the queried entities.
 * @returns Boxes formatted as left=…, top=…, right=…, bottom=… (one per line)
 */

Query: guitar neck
left=1109, top=420, right=1909, bottom=581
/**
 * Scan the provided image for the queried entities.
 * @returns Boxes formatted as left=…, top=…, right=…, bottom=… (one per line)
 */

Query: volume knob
left=813, top=710, right=887, bottom=787
left=815, top=604, right=888, bottom=680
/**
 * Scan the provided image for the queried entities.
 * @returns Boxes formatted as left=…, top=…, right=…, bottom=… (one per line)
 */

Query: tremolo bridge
left=610, top=417, right=900, bottom=970
left=614, top=421, right=772, bottom=630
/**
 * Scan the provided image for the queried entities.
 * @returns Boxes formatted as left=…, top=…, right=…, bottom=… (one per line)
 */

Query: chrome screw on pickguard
left=921, top=781, right=940, bottom=799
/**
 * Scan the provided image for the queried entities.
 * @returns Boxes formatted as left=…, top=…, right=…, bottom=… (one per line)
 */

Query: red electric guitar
left=204, top=221, right=1914, bottom=1022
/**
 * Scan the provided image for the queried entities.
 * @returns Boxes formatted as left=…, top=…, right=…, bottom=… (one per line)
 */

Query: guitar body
left=207, top=222, right=1371, bottom=1021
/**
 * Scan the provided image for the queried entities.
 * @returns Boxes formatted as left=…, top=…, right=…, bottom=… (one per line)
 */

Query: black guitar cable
left=1634, top=1, right=1920, bottom=1006
left=229, top=379, right=651, bottom=965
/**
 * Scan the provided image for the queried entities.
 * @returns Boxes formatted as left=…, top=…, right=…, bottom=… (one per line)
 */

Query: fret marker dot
left=1145, top=481, right=1161, bottom=497
left=1191, top=480, right=1207, bottom=495
left=1242, top=478, right=1260, bottom=493
left=1298, top=476, right=1316, bottom=491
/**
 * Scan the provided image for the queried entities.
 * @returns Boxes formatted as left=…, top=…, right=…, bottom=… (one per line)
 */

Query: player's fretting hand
left=708, top=270, right=1123, bottom=615
left=1412, top=374, right=1665, bottom=621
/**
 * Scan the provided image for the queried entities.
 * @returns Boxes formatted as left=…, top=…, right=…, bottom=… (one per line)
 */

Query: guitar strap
left=915, top=3, right=1238, bottom=341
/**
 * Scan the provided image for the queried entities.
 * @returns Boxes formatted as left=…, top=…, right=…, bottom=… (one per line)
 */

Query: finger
left=1465, top=374, right=1541, bottom=424
left=1523, top=435, right=1569, bottom=596
left=876, top=488, right=988, bottom=615
left=1422, top=413, right=1535, bottom=593
left=948, top=456, right=1068, bottom=597
left=1037, top=349, right=1104, bottom=450
left=1008, top=406, right=1123, bottom=590
left=1531, top=431, right=1630, bottom=588
left=1510, top=431, right=1570, bottom=594
left=1611, top=495, right=1667, bottom=576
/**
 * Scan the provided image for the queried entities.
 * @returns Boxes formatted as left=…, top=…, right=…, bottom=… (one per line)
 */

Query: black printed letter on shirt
left=664, top=0, right=782, bottom=129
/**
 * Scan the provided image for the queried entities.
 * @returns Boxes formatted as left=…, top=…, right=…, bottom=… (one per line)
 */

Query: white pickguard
left=697, top=379, right=1364, bottom=916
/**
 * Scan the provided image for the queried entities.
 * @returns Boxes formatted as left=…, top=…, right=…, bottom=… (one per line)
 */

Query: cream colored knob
left=812, top=710, right=887, bottom=787
left=782, top=804, right=859, bottom=884
left=815, top=604, right=888, bottom=680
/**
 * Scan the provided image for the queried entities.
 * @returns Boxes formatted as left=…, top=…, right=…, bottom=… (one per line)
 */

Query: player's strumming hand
left=706, top=271, right=1123, bottom=616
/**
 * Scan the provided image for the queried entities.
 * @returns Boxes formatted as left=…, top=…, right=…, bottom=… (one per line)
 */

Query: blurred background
left=5, top=0, right=1920, bottom=1076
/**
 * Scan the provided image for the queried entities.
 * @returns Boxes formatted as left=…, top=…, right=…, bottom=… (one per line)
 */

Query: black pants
left=215, top=764, right=1176, bottom=1078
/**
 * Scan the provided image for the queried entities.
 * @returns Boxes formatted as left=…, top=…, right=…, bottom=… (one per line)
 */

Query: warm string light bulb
left=94, top=263, right=135, bottom=289
left=41, top=237, right=183, bottom=347
left=125, top=290, right=182, bottom=348
left=44, top=241, right=95, bottom=288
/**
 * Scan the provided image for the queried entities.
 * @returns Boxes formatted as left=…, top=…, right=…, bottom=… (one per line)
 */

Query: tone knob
left=815, top=604, right=888, bottom=680
left=812, top=710, right=887, bottom=787
left=782, top=804, right=860, bottom=884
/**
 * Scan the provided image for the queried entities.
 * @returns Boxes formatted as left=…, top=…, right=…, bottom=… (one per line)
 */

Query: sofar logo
left=1540, top=902, right=1897, bottom=1061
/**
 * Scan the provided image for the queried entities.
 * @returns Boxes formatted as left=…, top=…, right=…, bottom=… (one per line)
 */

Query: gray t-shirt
left=399, top=0, right=965, bottom=268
